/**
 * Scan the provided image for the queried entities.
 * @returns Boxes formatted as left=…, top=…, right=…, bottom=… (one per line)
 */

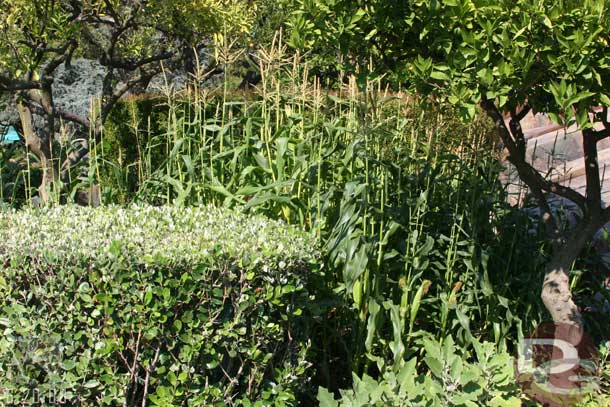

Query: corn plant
left=54, top=37, right=554, bottom=390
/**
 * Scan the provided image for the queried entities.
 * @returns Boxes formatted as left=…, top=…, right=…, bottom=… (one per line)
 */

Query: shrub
left=317, top=336, right=522, bottom=407
left=0, top=205, right=320, bottom=406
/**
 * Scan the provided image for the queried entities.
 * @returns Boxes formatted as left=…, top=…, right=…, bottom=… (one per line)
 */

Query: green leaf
left=542, top=15, right=553, bottom=29
left=430, top=70, right=450, bottom=81
left=365, top=299, right=381, bottom=352
left=62, top=360, right=77, bottom=371
left=424, top=356, right=443, bottom=378
left=409, top=280, right=431, bottom=335
left=84, top=380, right=100, bottom=388
left=317, top=387, right=338, bottom=407
left=144, top=289, right=153, bottom=306
left=489, top=396, right=522, bottom=407
left=567, top=91, right=595, bottom=107
left=365, top=29, right=378, bottom=41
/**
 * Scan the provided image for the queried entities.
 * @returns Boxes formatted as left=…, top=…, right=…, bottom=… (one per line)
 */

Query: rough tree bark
left=16, top=100, right=56, bottom=203
left=482, top=100, right=610, bottom=328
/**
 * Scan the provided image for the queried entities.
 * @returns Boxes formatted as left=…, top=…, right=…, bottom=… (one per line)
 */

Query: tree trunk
left=541, top=220, right=601, bottom=327
left=542, top=251, right=583, bottom=327
left=183, top=44, right=197, bottom=78
left=16, top=100, right=56, bottom=203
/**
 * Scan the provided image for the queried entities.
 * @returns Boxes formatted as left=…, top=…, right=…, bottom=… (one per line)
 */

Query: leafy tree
left=294, top=0, right=610, bottom=327
left=0, top=0, right=253, bottom=202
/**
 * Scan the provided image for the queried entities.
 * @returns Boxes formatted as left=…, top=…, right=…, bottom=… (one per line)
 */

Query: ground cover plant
left=317, top=336, right=523, bottom=407
left=0, top=205, right=319, bottom=406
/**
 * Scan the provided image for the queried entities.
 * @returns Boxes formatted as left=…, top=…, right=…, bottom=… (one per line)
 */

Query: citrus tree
left=293, top=0, right=610, bottom=328
left=0, top=0, right=254, bottom=201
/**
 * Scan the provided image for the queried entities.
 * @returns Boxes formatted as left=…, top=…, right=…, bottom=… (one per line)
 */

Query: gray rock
left=53, top=59, right=107, bottom=121
left=0, top=93, right=18, bottom=125
left=0, top=59, right=107, bottom=132
left=1, top=48, right=218, bottom=127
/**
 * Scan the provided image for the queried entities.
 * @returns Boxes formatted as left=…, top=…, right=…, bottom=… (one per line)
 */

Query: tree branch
left=514, top=104, right=531, bottom=123
left=583, top=128, right=602, bottom=212
left=141, top=344, right=161, bottom=407
left=42, top=39, right=78, bottom=77
left=106, top=5, right=142, bottom=60
left=595, top=107, right=610, bottom=142
left=101, top=70, right=156, bottom=121
left=0, top=75, right=41, bottom=91
left=106, top=51, right=174, bottom=71
left=26, top=100, right=90, bottom=129
left=103, top=0, right=122, bottom=25
left=509, top=104, right=531, bottom=157
left=485, top=100, right=562, bottom=244
left=594, top=128, right=610, bottom=142
left=482, top=98, right=588, bottom=215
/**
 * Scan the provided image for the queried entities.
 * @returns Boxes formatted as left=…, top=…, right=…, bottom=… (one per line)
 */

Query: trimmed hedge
left=0, top=205, right=320, bottom=406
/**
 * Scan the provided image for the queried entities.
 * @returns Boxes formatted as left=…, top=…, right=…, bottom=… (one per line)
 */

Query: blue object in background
left=1, top=126, right=20, bottom=145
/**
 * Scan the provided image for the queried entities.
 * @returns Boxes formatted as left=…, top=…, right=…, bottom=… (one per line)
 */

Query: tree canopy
left=293, top=0, right=610, bottom=122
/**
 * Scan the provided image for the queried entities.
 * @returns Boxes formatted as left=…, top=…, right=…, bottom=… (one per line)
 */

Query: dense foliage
left=318, top=336, right=522, bottom=407
left=0, top=205, right=319, bottom=406
left=291, top=0, right=610, bottom=122
left=87, top=65, right=553, bottom=385
left=3, top=46, right=608, bottom=403
left=1, top=1, right=609, bottom=405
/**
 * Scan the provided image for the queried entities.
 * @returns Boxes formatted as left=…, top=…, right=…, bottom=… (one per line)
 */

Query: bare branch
left=509, top=105, right=531, bottom=157
left=101, top=71, right=155, bottom=121
left=26, top=100, right=90, bottom=128
left=595, top=107, right=610, bottom=142
left=141, top=344, right=161, bottom=407
left=594, top=128, right=610, bottom=142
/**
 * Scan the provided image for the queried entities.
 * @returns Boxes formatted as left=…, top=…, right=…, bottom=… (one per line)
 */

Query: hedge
left=0, top=205, right=320, bottom=406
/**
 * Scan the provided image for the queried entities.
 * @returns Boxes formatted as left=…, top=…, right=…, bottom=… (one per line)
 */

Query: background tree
left=293, top=0, right=610, bottom=328
left=0, top=0, right=254, bottom=202
left=150, top=0, right=253, bottom=75
left=0, top=0, right=79, bottom=201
